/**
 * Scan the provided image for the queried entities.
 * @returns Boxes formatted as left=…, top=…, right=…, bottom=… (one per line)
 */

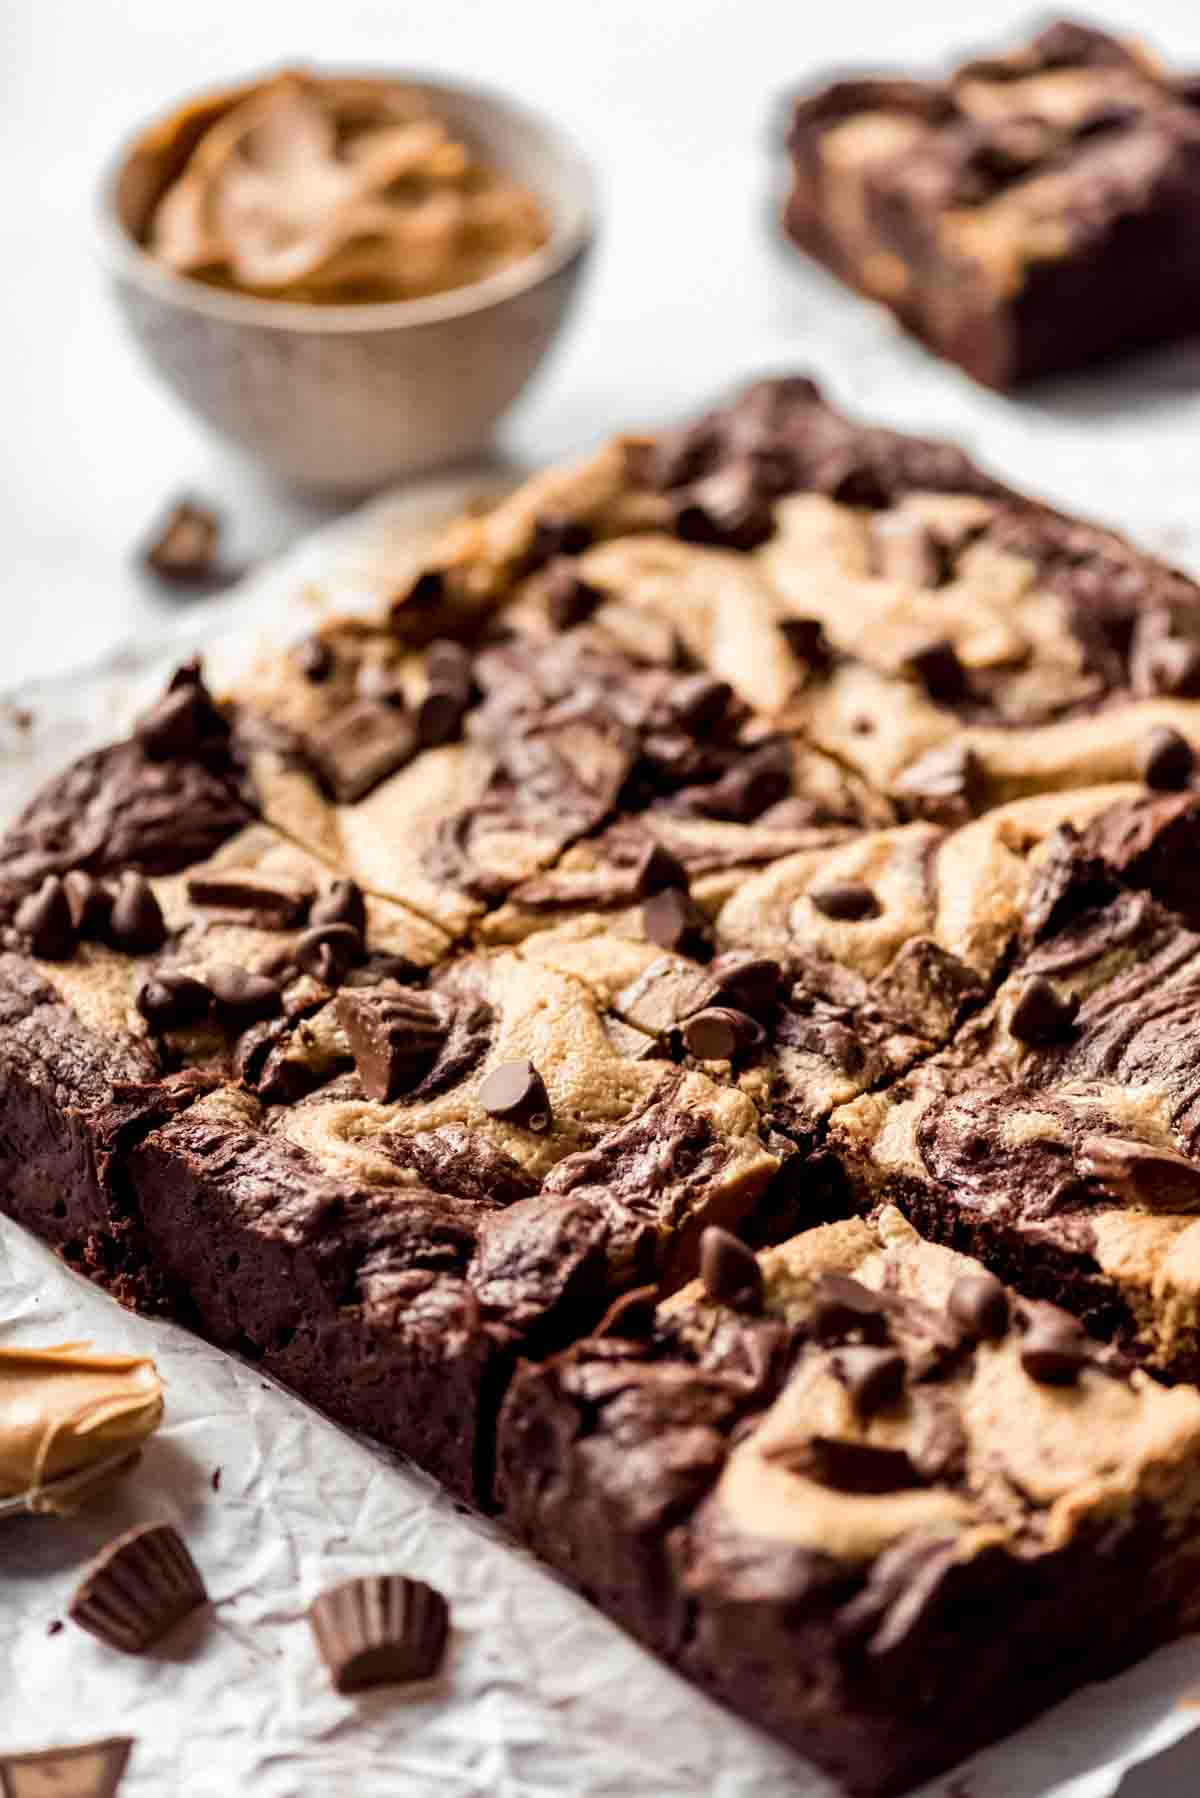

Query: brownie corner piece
left=783, top=19, right=1200, bottom=386
left=498, top=1206, right=1200, bottom=1796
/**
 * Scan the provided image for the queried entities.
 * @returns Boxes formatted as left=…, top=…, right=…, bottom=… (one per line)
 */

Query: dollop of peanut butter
left=147, top=72, right=550, bottom=304
left=0, top=1342, right=164, bottom=1514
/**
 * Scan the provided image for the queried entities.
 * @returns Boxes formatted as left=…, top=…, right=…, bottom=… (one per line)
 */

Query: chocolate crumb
left=142, top=498, right=230, bottom=588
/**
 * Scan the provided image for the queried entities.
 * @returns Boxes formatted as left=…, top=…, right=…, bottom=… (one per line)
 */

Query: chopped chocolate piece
left=133, top=675, right=226, bottom=762
left=186, top=866, right=314, bottom=927
left=308, top=1573, right=449, bottom=1694
left=107, top=874, right=166, bottom=953
left=1019, top=1305, right=1089, bottom=1385
left=63, top=870, right=113, bottom=939
left=633, top=841, right=689, bottom=897
left=136, top=971, right=212, bottom=1030
left=904, top=638, right=966, bottom=705
left=1140, top=724, right=1195, bottom=791
left=809, top=881, right=880, bottom=921
left=641, top=887, right=714, bottom=959
left=206, top=963, right=282, bottom=1026
left=544, top=560, right=604, bottom=631
left=768, top=1434, right=921, bottom=1493
left=310, top=878, right=368, bottom=935
left=682, top=1006, right=763, bottom=1061
left=309, top=701, right=417, bottom=804
left=706, top=951, right=783, bottom=1019
left=1009, top=974, right=1078, bottom=1046
left=947, top=1271, right=1009, bottom=1340
left=699, top=1225, right=764, bottom=1312
left=416, top=685, right=467, bottom=748
left=0, top=1737, right=133, bottom=1798
left=142, top=497, right=222, bottom=585
left=295, top=635, right=334, bottom=683
left=831, top=1344, right=906, bottom=1415
left=334, top=986, right=446, bottom=1101
left=811, top=1272, right=890, bottom=1344
left=16, top=876, right=76, bottom=960
left=478, top=1058, right=552, bottom=1131
left=895, top=742, right=982, bottom=819
left=294, top=922, right=363, bottom=985
left=1077, top=1135, right=1200, bottom=1212
left=68, top=1521, right=207, bottom=1653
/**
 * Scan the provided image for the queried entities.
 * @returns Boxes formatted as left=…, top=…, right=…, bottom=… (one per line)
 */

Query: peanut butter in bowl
left=146, top=71, right=551, bottom=305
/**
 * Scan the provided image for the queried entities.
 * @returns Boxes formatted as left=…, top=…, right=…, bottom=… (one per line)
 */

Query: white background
left=6, top=0, right=1200, bottom=689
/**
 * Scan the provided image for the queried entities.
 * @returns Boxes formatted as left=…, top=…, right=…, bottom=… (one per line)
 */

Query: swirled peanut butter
left=0, top=1342, right=164, bottom=1514
left=146, top=72, right=550, bottom=304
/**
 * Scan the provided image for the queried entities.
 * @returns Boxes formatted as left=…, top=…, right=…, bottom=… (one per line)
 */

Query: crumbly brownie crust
left=783, top=20, right=1200, bottom=387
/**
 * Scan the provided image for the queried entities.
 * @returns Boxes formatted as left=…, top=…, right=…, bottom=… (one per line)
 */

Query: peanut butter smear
left=0, top=1343, right=163, bottom=1514
left=147, top=72, right=551, bottom=304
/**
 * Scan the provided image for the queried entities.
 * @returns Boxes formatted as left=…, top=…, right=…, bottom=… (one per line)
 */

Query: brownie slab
left=783, top=20, right=1200, bottom=387
left=498, top=1207, right=1200, bottom=1796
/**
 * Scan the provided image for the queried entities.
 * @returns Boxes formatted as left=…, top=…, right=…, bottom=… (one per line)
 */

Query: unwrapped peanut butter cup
left=0, top=1736, right=133, bottom=1798
left=69, top=1521, right=207, bottom=1653
left=308, top=1572, right=449, bottom=1694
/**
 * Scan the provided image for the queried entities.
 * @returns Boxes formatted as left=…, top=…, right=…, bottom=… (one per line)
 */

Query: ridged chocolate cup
left=308, top=1573, right=449, bottom=1693
left=68, top=1521, right=207, bottom=1654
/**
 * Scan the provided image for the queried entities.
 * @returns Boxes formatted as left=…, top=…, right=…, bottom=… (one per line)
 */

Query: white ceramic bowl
left=98, top=72, right=597, bottom=494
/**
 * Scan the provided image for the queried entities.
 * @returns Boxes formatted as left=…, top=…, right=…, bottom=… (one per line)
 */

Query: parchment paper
left=3, top=475, right=1200, bottom=1798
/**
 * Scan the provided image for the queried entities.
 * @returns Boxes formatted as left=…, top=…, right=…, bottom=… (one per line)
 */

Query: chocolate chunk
left=207, top=963, right=282, bottom=1026
left=809, top=881, right=880, bottom=922
left=133, top=684, right=220, bottom=762
left=142, top=497, right=222, bottom=585
left=16, top=875, right=77, bottom=960
left=633, top=841, right=689, bottom=897
left=895, top=741, right=982, bottom=820
left=294, top=922, right=364, bottom=986
left=310, top=878, right=368, bottom=935
left=780, top=616, right=833, bottom=671
left=832, top=1345, right=906, bottom=1416
left=671, top=675, right=736, bottom=733
left=642, top=886, right=714, bottom=959
left=544, top=560, right=603, bottom=630
left=108, top=873, right=167, bottom=952
left=64, top=870, right=114, bottom=939
left=1077, top=1134, right=1200, bottom=1213
left=768, top=1435, right=920, bottom=1493
left=1009, top=975, right=1079, bottom=1046
left=672, top=465, right=775, bottom=552
left=308, top=1573, right=449, bottom=1694
left=1140, top=725, right=1195, bottom=791
left=707, top=951, right=783, bottom=1018
left=0, top=1737, right=133, bottom=1798
left=682, top=1006, right=763, bottom=1061
left=309, top=701, right=417, bottom=804
left=699, top=1226, right=764, bottom=1313
left=136, top=971, right=212, bottom=1030
left=186, top=866, right=315, bottom=927
left=811, top=1272, right=890, bottom=1345
left=335, top=986, right=446, bottom=1101
left=947, top=1271, right=1010, bottom=1340
left=904, top=637, right=966, bottom=704
left=1019, top=1305, right=1089, bottom=1385
left=296, top=635, right=334, bottom=682
left=530, top=513, right=591, bottom=566
left=68, top=1521, right=207, bottom=1653
left=479, top=1058, right=553, bottom=1131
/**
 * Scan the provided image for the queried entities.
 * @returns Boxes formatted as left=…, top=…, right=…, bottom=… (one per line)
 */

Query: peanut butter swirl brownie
left=6, top=376, right=1200, bottom=1789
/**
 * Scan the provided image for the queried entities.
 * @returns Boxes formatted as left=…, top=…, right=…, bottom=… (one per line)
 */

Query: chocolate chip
left=768, top=1435, right=920, bottom=1494
left=63, top=870, right=113, bottom=939
left=1009, top=975, right=1079, bottom=1046
left=1140, top=725, right=1195, bottom=791
left=416, top=685, right=468, bottom=749
left=186, top=867, right=314, bottom=928
left=809, top=881, right=880, bottom=922
left=904, top=637, right=966, bottom=704
left=895, top=741, right=982, bottom=819
left=309, top=701, right=418, bottom=804
left=108, top=873, right=167, bottom=952
left=142, top=498, right=223, bottom=585
left=15, top=876, right=76, bottom=960
left=136, top=971, right=212, bottom=1029
left=478, top=1059, right=552, bottom=1131
left=632, top=841, right=689, bottom=898
left=134, top=683, right=219, bottom=761
left=296, top=636, right=334, bottom=683
left=530, top=514, right=591, bottom=567
left=682, top=1006, right=763, bottom=1061
left=544, top=561, right=603, bottom=631
left=811, top=1273, right=890, bottom=1345
left=779, top=616, right=833, bottom=671
left=699, top=1226, right=763, bottom=1312
left=310, top=878, right=367, bottom=935
left=1077, top=1134, right=1200, bottom=1213
left=671, top=676, right=735, bottom=733
left=947, top=1271, right=1010, bottom=1340
left=831, top=1345, right=906, bottom=1416
left=335, top=987, right=447, bottom=1101
left=294, top=923, right=363, bottom=986
left=641, top=887, right=714, bottom=960
left=707, top=951, right=783, bottom=1018
left=1019, top=1305, right=1089, bottom=1385
left=207, top=963, right=282, bottom=1026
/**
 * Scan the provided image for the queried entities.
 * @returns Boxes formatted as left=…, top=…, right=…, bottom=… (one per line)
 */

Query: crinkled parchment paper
left=2, top=478, right=1200, bottom=1798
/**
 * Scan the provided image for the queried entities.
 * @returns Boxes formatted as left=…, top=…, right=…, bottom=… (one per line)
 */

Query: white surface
left=6, top=0, right=1200, bottom=691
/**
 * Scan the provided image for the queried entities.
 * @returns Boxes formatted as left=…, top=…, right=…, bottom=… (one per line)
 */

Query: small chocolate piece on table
left=308, top=1573, right=449, bottom=1694
left=69, top=1521, right=207, bottom=1653
left=0, top=1737, right=133, bottom=1798
left=142, top=497, right=223, bottom=586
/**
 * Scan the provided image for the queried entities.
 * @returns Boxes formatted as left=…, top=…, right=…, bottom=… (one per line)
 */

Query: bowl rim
left=96, top=65, right=598, bottom=333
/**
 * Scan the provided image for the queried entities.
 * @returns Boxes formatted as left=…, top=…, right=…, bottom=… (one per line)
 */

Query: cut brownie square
left=498, top=1206, right=1200, bottom=1796
left=782, top=20, right=1200, bottom=387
